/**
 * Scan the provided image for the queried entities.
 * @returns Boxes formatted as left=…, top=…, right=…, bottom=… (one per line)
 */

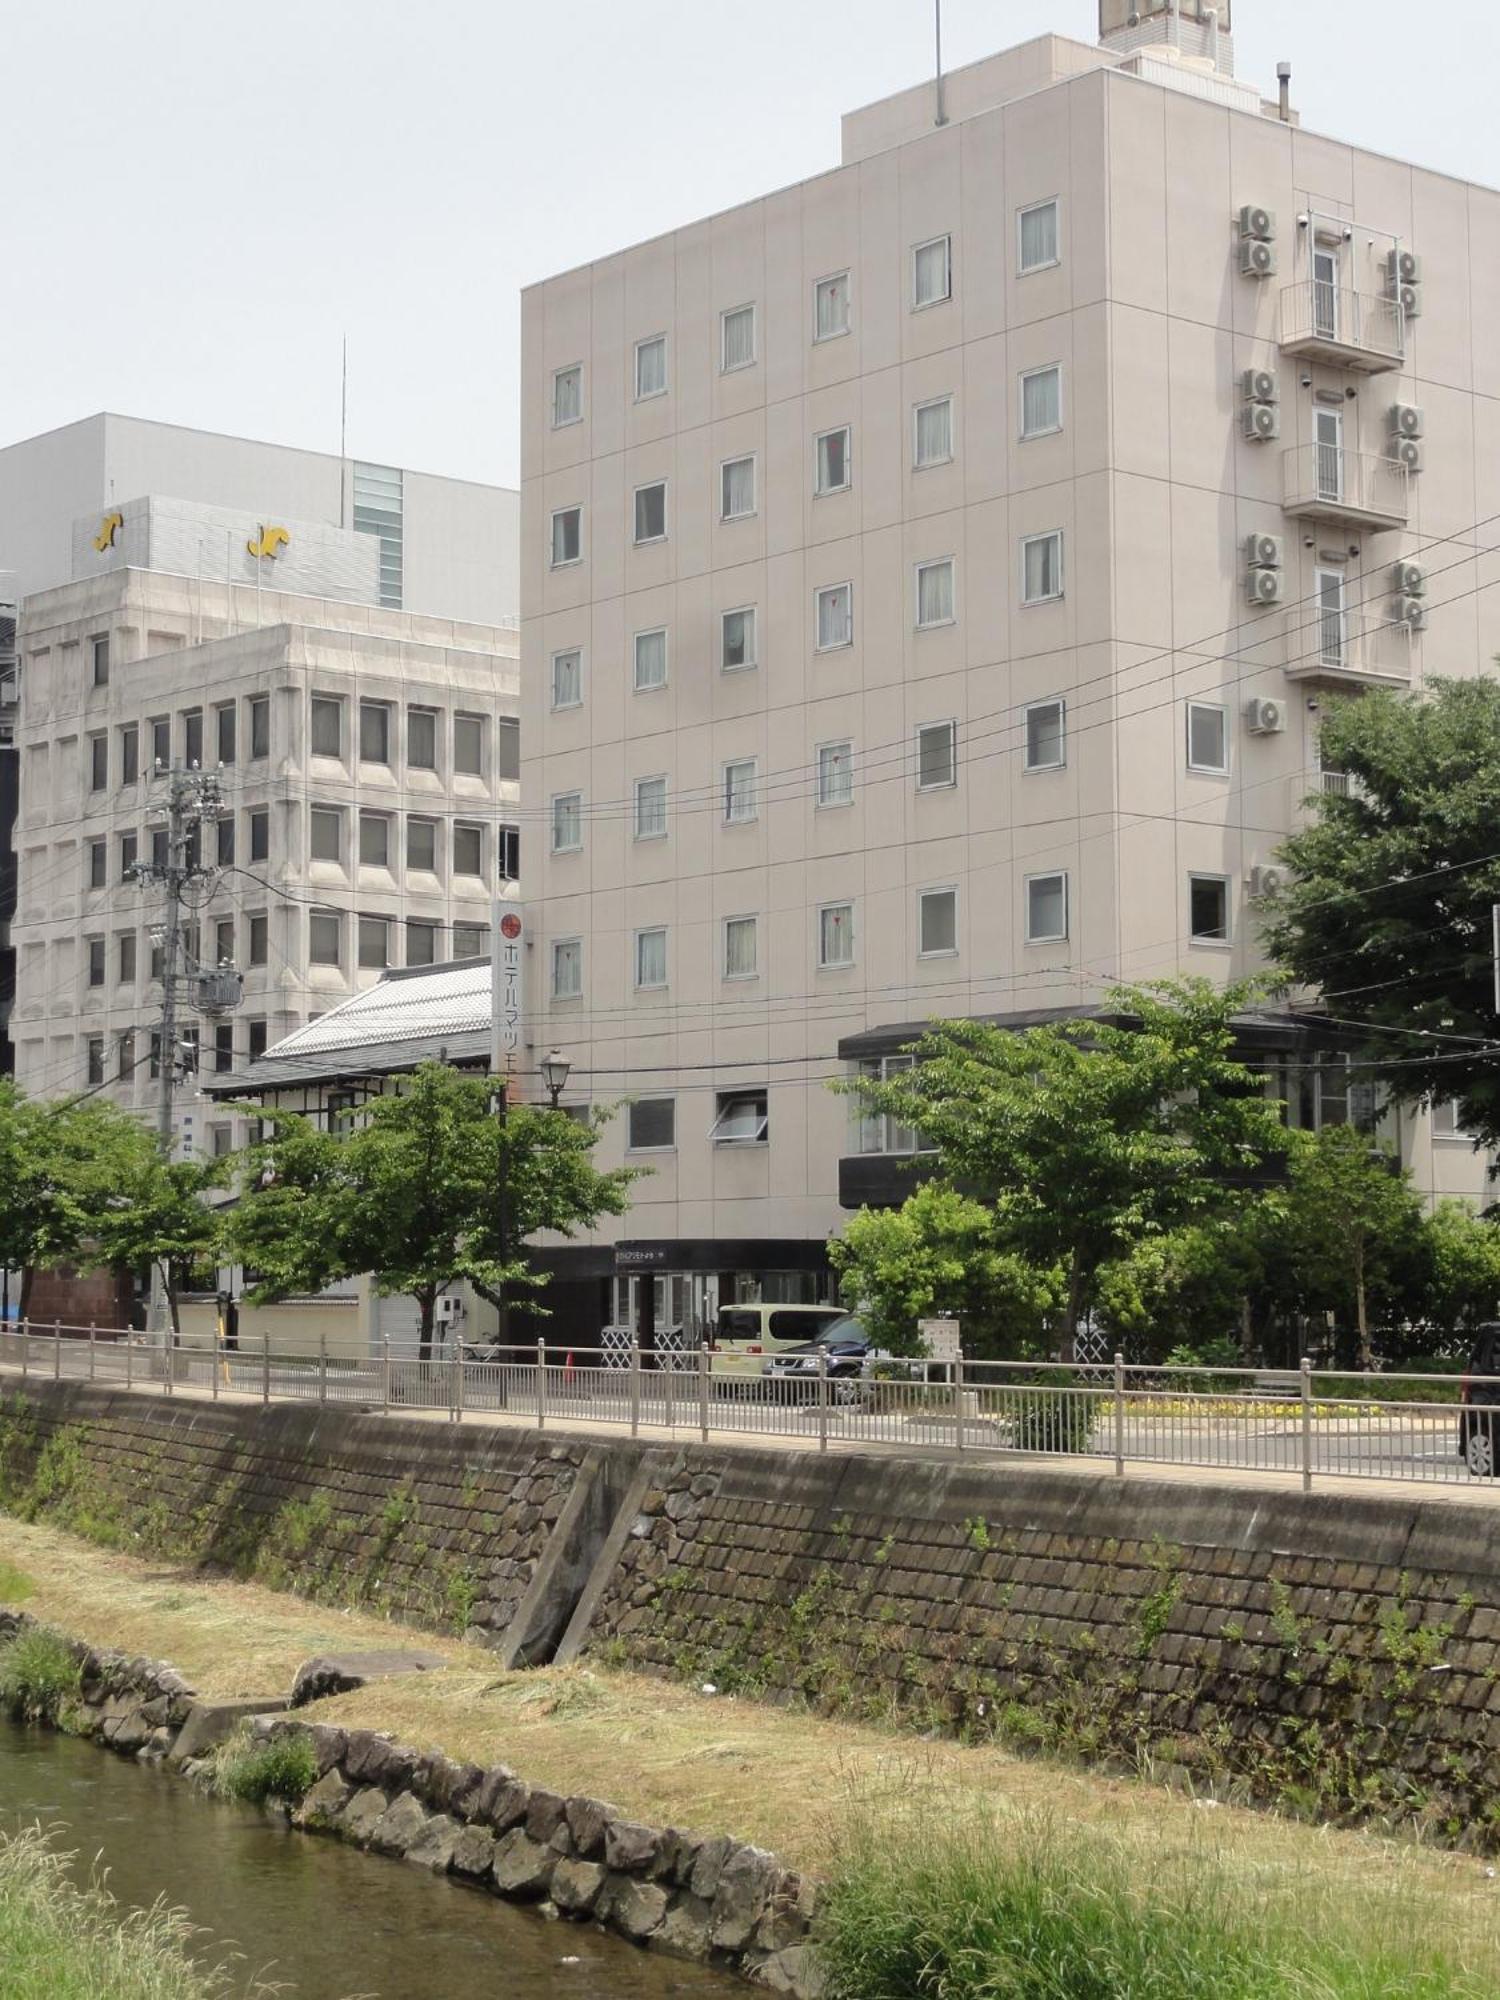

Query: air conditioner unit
left=1246, top=569, right=1284, bottom=607
left=1240, top=238, right=1277, bottom=278
left=1245, top=696, right=1287, bottom=734
left=1394, top=597, right=1429, bottom=632
left=1245, top=532, right=1284, bottom=569
left=1248, top=864, right=1285, bottom=899
left=1242, top=367, right=1279, bottom=404
left=1242, top=402, right=1280, bottom=441
left=1393, top=559, right=1426, bottom=596
left=1389, top=402, right=1424, bottom=439
left=1392, top=436, right=1423, bottom=472
left=1239, top=204, right=1276, bottom=242
left=1399, top=282, right=1423, bottom=320
left=1387, top=246, right=1421, bottom=286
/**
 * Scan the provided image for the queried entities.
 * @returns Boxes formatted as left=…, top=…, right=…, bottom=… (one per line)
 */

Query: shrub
left=1006, top=1375, right=1103, bottom=1455
left=0, top=1628, right=82, bottom=1724
left=210, top=1726, right=317, bottom=1806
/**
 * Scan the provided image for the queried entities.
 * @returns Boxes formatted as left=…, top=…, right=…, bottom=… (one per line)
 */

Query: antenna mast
left=934, top=0, right=948, bottom=126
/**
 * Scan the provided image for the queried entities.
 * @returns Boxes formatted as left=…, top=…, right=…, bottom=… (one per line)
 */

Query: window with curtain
left=551, top=792, right=582, bottom=852
left=722, top=608, right=756, bottom=671
left=723, top=758, right=757, bottom=823
left=552, top=364, right=583, bottom=426
left=551, top=649, right=582, bottom=709
left=916, top=559, right=955, bottom=628
left=724, top=915, right=758, bottom=979
left=1020, top=364, right=1062, bottom=438
left=1019, top=199, right=1060, bottom=273
left=916, top=721, right=957, bottom=790
left=815, top=271, right=850, bottom=340
left=721, top=304, right=756, bottom=371
left=634, top=628, right=668, bottom=691
left=912, top=234, right=952, bottom=308
left=1025, top=872, right=1068, bottom=943
left=635, top=927, right=668, bottom=989
left=914, top=396, right=953, bottom=468
left=818, top=740, right=853, bottom=807
left=635, top=335, right=667, bottom=399
left=721, top=456, right=756, bottom=520
left=819, top=902, right=855, bottom=968
left=552, top=938, right=582, bottom=999
left=1022, top=531, right=1063, bottom=604
left=815, top=428, right=850, bottom=495
left=920, top=888, right=958, bottom=956
left=634, top=776, right=668, bottom=840
left=816, top=583, right=852, bottom=650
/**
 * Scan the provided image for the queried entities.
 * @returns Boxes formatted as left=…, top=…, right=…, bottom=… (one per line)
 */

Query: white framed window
left=1189, top=873, right=1231, bottom=945
left=635, top=334, right=667, bottom=400
left=551, top=791, right=583, bottom=853
left=815, top=426, right=851, bottom=496
left=1025, top=871, right=1069, bottom=943
left=1020, top=364, right=1062, bottom=439
left=634, top=774, right=668, bottom=841
left=634, top=480, right=667, bottom=544
left=916, top=720, right=957, bottom=791
left=919, top=887, right=958, bottom=957
left=724, top=914, right=758, bottom=980
left=1024, top=698, right=1066, bottom=772
left=913, top=395, right=954, bottom=469
left=709, top=1089, right=769, bottom=1145
left=552, top=937, right=583, bottom=1000
left=551, top=648, right=583, bottom=711
left=814, top=270, right=851, bottom=341
left=1018, top=198, right=1061, bottom=273
left=634, top=926, right=668, bottom=990
left=912, top=234, right=952, bottom=309
left=721, top=303, right=756, bottom=372
left=818, top=901, right=856, bottom=968
left=1186, top=701, right=1229, bottom=775
left=552, top=363, right=583, bottom=428
left=721, top=455, right=756, bottom=521
left=627, top=1097, right=675, bottom=1151
left=1434, top=1099, right=1474, bottom=1141
left=550, top=506, right=582, bottom=567
left=721, top=606, right=757, bottom=672
left=1021, top=530, right=1064, bottom=605
left=816, top=582, right=853, bottom=651
left=723, top=757, right=758, bottom=824
left=817, top=740, right=854, bottom=807
left=634, top=627, right=668, bottom=692
left=1316, top=567, right=1348, bottom=668
left=916, top=558, right=955, bottom=629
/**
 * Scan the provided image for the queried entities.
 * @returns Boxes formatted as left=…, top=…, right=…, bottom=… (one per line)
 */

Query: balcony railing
left=1279, top=280, right=1405, bottom=372
left=1282, top=443, right=1409, bottom=533
left=1284, top=611, right=1415, bottom=688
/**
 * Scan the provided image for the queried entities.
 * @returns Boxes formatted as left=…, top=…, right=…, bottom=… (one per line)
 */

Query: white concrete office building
left=521, top=1, right=1500, bottom=1341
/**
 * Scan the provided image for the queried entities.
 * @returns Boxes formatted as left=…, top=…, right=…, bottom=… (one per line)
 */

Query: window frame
left=817, top=899, right=857, bottom=970
left=721, top=606, right=757, bottom=673
left=633, top=626, right=668, bottom=693
left=633, top=479, right=668, bottom=546
left=911, top=232, right=953, bottom=310
left=1021, top=530, right=1065, bottom=606
left=550, top=790, right=583, bottom=855
left=813, top=269, right=852, bottom=342
left=1024, top=870, right=1070, bottom=944
left=90, top=634, right=110, bottom=688
left=720, top=302, right=757, bottom=373
left=708, top=1088, right=770, bottom=1146
left=405, top=919, right=438, bottom=968
left=1017, top=197, right=1062, bottom=275
left=1019, top=362, right=1064, bottom=440
left=633, top=775, right=668, bottom=843
left=308, top=804, right=344, bottom=865
left=309, top=694, right=343, bottom=760
left=815, top=581, right=854, bottom=653
left=406, top=814, right=438, bottom=873
left=248, top=808, right=270, bottom=864
left=551, top=936, right=583, bottom=1001
left=551, top=361, right=584, bottom=429
left=816, top=738, right=854, bottom=810
left=357, top=913, right=392, bottom=971
left=359, top=699, right=391, bottom=766
left=915, top=556, right=957, bottom=631
left=452, top=821, right=485, bottom=878
left=719, top=454, right=757, bottom=523
left=918, top=885, right=960, bottom=959
left=1186, top=700, right=1231, bottom=777
left=1188, top=872, right=1233, bottom=948
left=626, top=1096, right=676, bottom=1153
left=633, top=925, right=669, bottom=991
left=723, top=913, right=759, bottom=982
left=913, top=394, right=955, bottom=470
left=87, top=837, right=107, bottom=890
left=1023, top=697, right=1067, bottom=774
left=550, top=504, right=583, bottom=569
left=309, top=910, right=343, bottom=968
left=407, top=705, right=440, bottom=772
left=88, top=732, right=108, bottom=791
left=248, top=694, right=270, bottom=761
left=119, top=722, right=139, bottom=785
left=634, top=333, right=668, bottom=401
left=550, top=647, right=583, bottom=711
left=814, top=426, right=852, bottom=497
left=722, top=757, right=758, bottom=825
left=915, top=719, right=958, bottom=793
left=453, top=711, right=485, bottom=777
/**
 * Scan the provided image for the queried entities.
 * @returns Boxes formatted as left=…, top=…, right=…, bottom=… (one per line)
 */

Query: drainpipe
left=1277, top=61, right=1293, bottom=122
left=1169, top=0, right=1181, bottom=52
left=1205, top=7, right=1219, bottom=70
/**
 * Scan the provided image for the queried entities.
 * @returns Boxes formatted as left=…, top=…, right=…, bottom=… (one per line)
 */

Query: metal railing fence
left=0, top=1325, right=1491, bottom=1495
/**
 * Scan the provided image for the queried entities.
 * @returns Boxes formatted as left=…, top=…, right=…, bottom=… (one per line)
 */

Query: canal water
left=0, top=1722, right=741, bottom=1999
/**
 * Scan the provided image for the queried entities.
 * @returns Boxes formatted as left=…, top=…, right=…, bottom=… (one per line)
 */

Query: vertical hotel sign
left=493, top=904, right=524, bottom=1079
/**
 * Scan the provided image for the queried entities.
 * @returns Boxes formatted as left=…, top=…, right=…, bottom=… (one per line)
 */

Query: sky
left=9, top=0, right=1500, bottom=491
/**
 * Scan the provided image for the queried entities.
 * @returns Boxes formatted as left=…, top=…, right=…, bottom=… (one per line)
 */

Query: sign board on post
left=919, top=1318, right=961, bottom=1364
left=491, top=901, right=524, bottom=1079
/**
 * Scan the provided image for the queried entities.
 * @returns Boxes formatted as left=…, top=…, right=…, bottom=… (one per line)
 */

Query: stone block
left=167, top=1699, right=288, bottom=1770
left=491, top=1827, right=556, bottom=1899
left=450, top=1824, right=498, bottom=1879
left=551, top=1855, right=609, bottom=1915
left=564, top=1794, right=620, bottom=1858
left=688, top=1832, right=733, bottom=1901
left=406, top=1814, right=462, bottom=1873
left=712, top=1843, right=779, bottom=1951
left=341, top=1786, right=390, bottom=1846
left=603, top=1818, right=659, bottom=1875
left=655, top=1890, right=714, bottom=1958
left=604, top=1876, right=669, bottom=1941
left=369, top=1790, right=432, bottom=1858
left=524, top=1787, right=569, bottom=1843
left=292, top=1768, right=352, bottom=1829
left=476, top=1766, right=529, bottom=1831
left=289, top=1649, right=449, bottom=1709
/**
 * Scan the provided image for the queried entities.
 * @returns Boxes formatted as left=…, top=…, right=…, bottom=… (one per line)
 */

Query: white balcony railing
left=1284, top=611, right=1415, bottom=688
left=1282, top=443, right=1409, bottom=532
left=1279, top=280, right=1405, bottom=371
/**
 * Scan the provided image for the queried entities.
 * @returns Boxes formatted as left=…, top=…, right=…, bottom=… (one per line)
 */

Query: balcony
left=1284, top=611, right=1415, bottom=689
left=1279, top=280, right=1405, bottom=373
left=1282, top=443, right=1409, bottom=534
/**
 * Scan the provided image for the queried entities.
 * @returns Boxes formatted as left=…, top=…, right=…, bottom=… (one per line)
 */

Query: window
left=1434, top=1099, right=1474, bottom=1140
left=88, top=733, right=107, bottom=790
left=456, top=922, right=490, bottom=957
left=406, top=920, right=437, bottom=967
left=551, top=792, right=582, bottom=853
left=634, top=481, right=667, bottom=544
left=210, top=1123, right=234, bottom=1158
left=118, top=931, right=136, bottom=983
left=214, top=918, right=235, bottom=966
left=710, top=1089, right=769, bottom=1145
left=628, top=1098, right=675, bottom=1150
left=723, top=758, right=757, bottom=824
left=914, top=396, right=954, bottom=469
left=1020, top=364, right=1062, bottom=438
left=817, top=740, right=853, bottom=807
left=857, top=1054, right=936, bottom=1157
left=248, top=695, right=270, bottom=760
left=408, top=707, right=438, bottom=770
left=358, top=812, right=390, bottom=867
left=119, top=830, right=138, bottom=881
left=1022, top=531, right=1064, bottom=604
left=151, top=827, right=168, bottom=870
left=119, top=723, right=139, bottom=785
left=1187, top=701, right=1229, bottom=775
left=551, top=649, right=582, bottom=709
left=916, top=720, right=957, bottom=791
left=150, top=934, right=165, bottom=982
left=454, top=822, right=484, bottom=876
left=309, top=807, right=343, bottom=863
left=247, top=913, right=268, bottom=967
left=722, top=607, right=756, bottom=672
left=1026, top=871, right=1069, bottom=943
left=816, top=582, right=853, bottom=651
left=724, top=914, right=758, bottom=980
left=551, top=506, right=582, bottom=567
left=310, top=696, right=343, bottom=758
left=249, top=808, right=269, bottom=863
left=634, top=776, right=668, bottom=841
left=720, top=456, right=756, bottom=520
left=497, top=822, right=520, bottom=880
left=634, top=627, right=667, bottom=692
left=1189, top=874, right=1231, bottom=944
left=916, top=558, right=955, bottom=629
left=91, top=635, right=110, bottom=687
left=407, top=816, right=438, bottom=871
left=210, top=704, right=234, bottom=767
left=148, top=1029, right=162, bottom=1079
left=150, top=717, right=171, bottom=770
left=1018, top=198, right=1060, bottom=273
left=454, top=713, right=483, bottom=776
left=815, top=270, right=850, bottom=341
left=634, top=926, right=668, bottom=989
left=86, top=936, right=105, bottom=987
left=216, top=815, right=235, bottom=865
left=86, top=1036, right=104, bottom=1086
left=183, top=709, right=203, bottom=768
left=819, top=902, right=855, bottom=968
left=359, top=700, right=390, bottom=764
left=635, top=334, right=667, bottom=400
left=87, top=838, right=107, bottom=890
left=552, top=938, right=583, bottom=1000
left=721, top=303, right=756, bottom=372
left=309, top=911, right=342, bottom=967
left=358, top=915, right=390, bottom=970
left=1317, top=568, right=1347, bottom=667
left=919, top=887, right=958, bottom=957
left=815, top=428, right=850, bottom=496
left=552, top=363, right=583, bottom=427
left=912, top=234, right=952, bottom=308
left=210, top=1022, right=233, bottom=1075
left=1025, top=699, right=1066, bottom=772
left=248, top=1018, right=268, bottom=1061
left=118, top=1029, right=135, bottom=1080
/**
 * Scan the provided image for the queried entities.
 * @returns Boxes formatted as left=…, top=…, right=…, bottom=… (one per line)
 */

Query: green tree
left=1411, top=1199, right=1500, bottom=1349
left=1265, top=677, right=1500, bottom=1143
left=837, top=981, right=1286, bottom=1356
left=90, top=1153, right=229, bottom=1337
left=1093, top=1212, right=1271, bottom=1364
left=0, top=1083, right=154, bottom=1317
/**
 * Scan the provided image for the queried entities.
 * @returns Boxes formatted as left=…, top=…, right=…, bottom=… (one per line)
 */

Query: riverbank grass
left=0, top=1558, right=34, bottom=1602
left=0, top=1625, right=81, bottom=1724
left=209, top=1725, right=317, bottom=1807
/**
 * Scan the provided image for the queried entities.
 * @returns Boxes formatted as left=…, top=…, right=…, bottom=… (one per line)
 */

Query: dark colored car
left=1458, top=1323, right=1500, bottom=1477
left=761, top=1315, right=890, bottom=1400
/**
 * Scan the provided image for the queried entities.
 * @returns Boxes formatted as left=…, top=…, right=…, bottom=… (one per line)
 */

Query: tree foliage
left=91, top=1154, right=229, bottom=1335
left=0, top=1084, right=160, bottom=1313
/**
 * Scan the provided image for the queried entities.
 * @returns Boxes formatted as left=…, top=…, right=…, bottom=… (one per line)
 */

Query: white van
left=708, top=1302, right=847, bottom=1383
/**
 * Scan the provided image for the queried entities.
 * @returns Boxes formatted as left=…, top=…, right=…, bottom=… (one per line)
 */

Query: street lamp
left=541, top=1049, right=572, bottom=1109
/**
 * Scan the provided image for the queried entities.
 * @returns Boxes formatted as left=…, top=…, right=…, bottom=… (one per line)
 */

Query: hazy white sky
left=9, top=1, right=1499, bottom=489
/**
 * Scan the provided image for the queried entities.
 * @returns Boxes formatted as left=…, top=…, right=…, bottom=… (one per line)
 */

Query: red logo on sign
left=500, top=913, right=522, bottom=939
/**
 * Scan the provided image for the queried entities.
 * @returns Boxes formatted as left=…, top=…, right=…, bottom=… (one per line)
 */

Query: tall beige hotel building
left=522, top=0, right=1500, bottom=1344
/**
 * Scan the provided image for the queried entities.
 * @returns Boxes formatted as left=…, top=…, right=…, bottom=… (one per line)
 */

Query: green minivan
left=707, top=1303, right=847, bottom=1384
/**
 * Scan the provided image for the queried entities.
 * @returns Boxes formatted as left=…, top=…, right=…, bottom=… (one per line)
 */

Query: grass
left=208, top=1726, right=317, bottom=1807
left=0, top=1558, right=35, bottom=1602
left=0, top=1625, right=82, bottom=1723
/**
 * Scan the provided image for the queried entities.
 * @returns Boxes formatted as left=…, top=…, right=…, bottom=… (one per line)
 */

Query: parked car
left=762, top=1315, right=892, bottom=1402
left=707, top=1302, right=847, bottom=1384
left=1458, top=1323, right=1500, bottom=1477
